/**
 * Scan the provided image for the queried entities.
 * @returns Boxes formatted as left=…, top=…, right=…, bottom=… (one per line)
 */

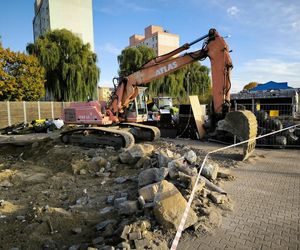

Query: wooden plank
left=189, top=95, right=206, bottom=139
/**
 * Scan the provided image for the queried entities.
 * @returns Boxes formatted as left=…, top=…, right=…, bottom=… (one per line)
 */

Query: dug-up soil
left=0, top=134, right=238, bottom=249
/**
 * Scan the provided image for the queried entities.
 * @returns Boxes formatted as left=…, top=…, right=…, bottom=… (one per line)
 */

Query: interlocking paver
left=179, top=148, right=300, bottom=249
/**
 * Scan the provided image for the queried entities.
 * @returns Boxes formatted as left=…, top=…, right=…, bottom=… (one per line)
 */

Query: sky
left=0, top=0, right=300, bottom=93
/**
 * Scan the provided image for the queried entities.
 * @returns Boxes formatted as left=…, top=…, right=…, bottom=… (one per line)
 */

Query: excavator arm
left=109, top=28, right=232, bottom=116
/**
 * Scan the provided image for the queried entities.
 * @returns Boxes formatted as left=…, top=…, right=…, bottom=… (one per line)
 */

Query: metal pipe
left=189, top=33, right=209, bottom=47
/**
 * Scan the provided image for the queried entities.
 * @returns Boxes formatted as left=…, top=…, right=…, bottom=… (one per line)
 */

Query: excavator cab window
left=136, top=92, right=147, bottom=115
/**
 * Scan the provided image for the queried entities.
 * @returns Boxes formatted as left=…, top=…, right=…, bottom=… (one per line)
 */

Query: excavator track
left=60, top=127, right=135, bottom=149
left=217, top=110, right=258, bottom=161
left=120, top=123, right=161, bottom=142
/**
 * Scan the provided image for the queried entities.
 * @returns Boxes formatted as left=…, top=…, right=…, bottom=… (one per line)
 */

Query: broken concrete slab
left=138, top=167, right=168, bottom=187
left=201, top=161, right=219, bottom=180
left=150, top=180, right=198, bottom=230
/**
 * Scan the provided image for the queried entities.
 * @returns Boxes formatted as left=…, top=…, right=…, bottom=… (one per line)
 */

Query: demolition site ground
left=0, top=133, right=298, bottom=250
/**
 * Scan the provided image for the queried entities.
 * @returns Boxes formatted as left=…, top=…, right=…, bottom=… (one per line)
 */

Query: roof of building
left=250, top=81, right=292, bottom=91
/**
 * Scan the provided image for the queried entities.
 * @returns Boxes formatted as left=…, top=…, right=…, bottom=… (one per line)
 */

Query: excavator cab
left=122, top=87, right=149, bottom=123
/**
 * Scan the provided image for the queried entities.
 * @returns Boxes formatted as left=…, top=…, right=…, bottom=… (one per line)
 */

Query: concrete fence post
left=37, top=101, right=41, bottom=120
left=23, top=101, right=27, bottom=124
left=7, top=101, right=11, bottom=126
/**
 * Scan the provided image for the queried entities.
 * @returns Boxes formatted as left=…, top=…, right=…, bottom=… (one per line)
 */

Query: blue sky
left=1, top=0, right=300, bottom=93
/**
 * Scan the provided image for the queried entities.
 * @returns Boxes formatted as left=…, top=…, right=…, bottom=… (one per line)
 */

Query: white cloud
left=227, top=6, right=239, bottom=17
left=231, top=58, right=300, bottom=92
left=99, top=79, right=114, bottom=88
left=97, top=43, right=121, bottom=55
left=291, top=21, right=300, bottom=31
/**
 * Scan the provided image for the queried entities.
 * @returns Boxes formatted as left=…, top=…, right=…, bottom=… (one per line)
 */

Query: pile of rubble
left=81, top=142, right=235, bottom=249
left=0, top=139, right=236, bottom=249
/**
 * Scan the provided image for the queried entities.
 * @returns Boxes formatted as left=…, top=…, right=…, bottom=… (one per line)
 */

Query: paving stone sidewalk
left=179, top=148, right=300, bottom=250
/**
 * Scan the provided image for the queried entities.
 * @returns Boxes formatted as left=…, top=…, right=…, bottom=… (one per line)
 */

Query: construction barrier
left=0, top=101, right=72, bottom=128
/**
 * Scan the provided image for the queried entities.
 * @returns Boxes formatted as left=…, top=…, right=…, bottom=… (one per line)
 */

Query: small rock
left=0, top=180, right=13, bottom=187
left=134, top=238, right=150, bottom=249
left=184, top=150, right=197, bottom=164
left=92, top=237, right=104, bottom=245
left=16, top=215, right=25, bottom=221
left=96, top=172, right=110, bottom=177
left=120, top=225, right=132, bottom=240
left=201, top=162, right=219, bottom=180
left=129, top=231, right=142, bottom=240
left=100, top=206, right=114, bottom=215
left=71, top=227, right=82, bottom=234
left=135, top=156, right=151, bottom=169
left=106, top=195, right=115, bottom=204
left=118, top=201, right=139, bottom=215
left=114, top=197, right=127, bottom=208
left=96, top=219, right=117, bottom=231
left=209, top=192, right=226, bottom=204
left=91, top=156, right=107, bottom=168
left=157, top=149, right=174, bottom=168
left=114, top=176, right=127, bottom=184
left=117, top=242, right=131, bottom=250
left=79, top=169, right=87, bottom=175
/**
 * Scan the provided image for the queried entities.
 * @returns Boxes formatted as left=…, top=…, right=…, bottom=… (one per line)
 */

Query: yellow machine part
left=217, top=110, right=258, bottom=160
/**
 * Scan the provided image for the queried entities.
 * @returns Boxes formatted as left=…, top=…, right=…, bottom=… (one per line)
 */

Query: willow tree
left=27, top=29, right=100, bottom=101
left=0, top=45, right=45, bottom=101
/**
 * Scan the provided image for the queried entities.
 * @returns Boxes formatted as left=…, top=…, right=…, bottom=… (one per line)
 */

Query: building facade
left=98, top=87, right=113, bottom=102
left=33, top=0, right=94, bottom=51
left=129, top=25, right=179, bottom=56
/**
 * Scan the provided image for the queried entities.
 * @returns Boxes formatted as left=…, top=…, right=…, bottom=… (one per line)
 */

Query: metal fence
left=0, top=101, right=71, bottom=129
left=234, top=102, right=300, bottom=147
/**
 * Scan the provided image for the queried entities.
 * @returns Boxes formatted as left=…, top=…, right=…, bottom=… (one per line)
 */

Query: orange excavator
left=61, top=28, right=257, bottom=160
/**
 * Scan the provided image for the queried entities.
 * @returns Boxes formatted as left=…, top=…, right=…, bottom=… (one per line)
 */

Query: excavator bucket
left=217, top=110, right=258, bottom=160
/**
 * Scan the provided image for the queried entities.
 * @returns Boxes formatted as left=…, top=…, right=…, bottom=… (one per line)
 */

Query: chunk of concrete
left=201, top=162, right=219, bottom=180
left=148, top=180, right=198, bottom=230
left=138, top=167, right=168, bottom=187
left=118, top=201, right=139, bottom=215
left=184, top=150, right=197, bottom=164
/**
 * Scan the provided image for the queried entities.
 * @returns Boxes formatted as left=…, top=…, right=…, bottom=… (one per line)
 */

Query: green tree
left=118, top=45, right=156, bottom=77
left=27, top=29, right=100, bottom=101
left=118, top=46, right=211, bottom=103
left=243, top=81, right=258, bottom=90
left=0, top=45, right=45, bottom=101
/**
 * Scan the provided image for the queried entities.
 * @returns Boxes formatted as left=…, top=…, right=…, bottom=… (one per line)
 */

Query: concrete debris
left=114, top=176, right=128, bottom=184
left=119, top=144, right=154, bottom=164
left=184, top=150, right=197, bottom=164
left=0, top=136, right=236, bottom=249
left=118, top=200, right=139, bottom=215
left=92, top=236, right=104, bottom=245
left=135, top=156, right=152, bottom=169
left=201, top=161, right=219, bottom=180
left=157, top=149, right=174, bottom=168
left=138, top=167, right=168, bottom=187
left=71, top=227, right=82, bottom=234
left=209, top=191, right=228, bottom=204
left=114, top=197, right=127, bottom=208
left=152, top=180, right=198, bottom=230
left=201, top=176, right=227, bottom=194
left=99, top=206, right=114, bottom=215
left=96, top=219, right=117, bottom=231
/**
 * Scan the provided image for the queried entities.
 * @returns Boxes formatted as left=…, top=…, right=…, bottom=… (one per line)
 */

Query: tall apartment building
left=33, top=0, right=94, bottom=51
left=129, top=25, right=179, bottom=56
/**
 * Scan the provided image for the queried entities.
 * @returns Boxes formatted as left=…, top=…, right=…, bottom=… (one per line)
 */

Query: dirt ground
left=0, top=133, right=239, bottom=249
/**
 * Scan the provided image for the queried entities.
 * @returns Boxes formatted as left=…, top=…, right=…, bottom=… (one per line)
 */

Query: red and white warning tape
left=170, top=124, right=300, bottom=250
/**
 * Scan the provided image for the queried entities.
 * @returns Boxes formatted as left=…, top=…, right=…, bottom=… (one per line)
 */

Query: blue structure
left=250, top=81, right=292, bottom=91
